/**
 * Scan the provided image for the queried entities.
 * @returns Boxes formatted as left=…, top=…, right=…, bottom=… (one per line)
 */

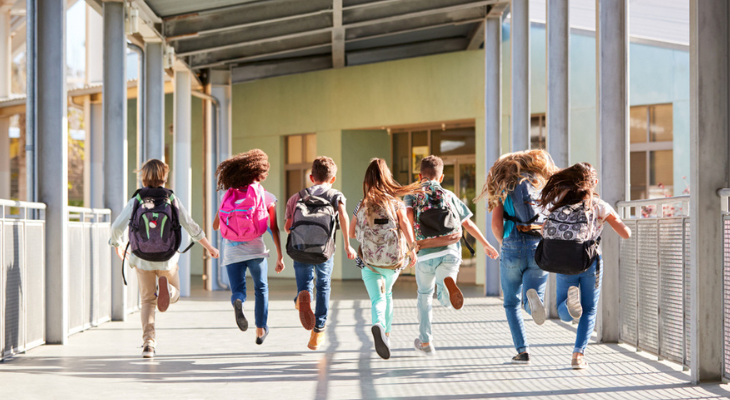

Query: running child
left=285, top=156, right=356, bottom=350
left=213, top=149, right=285, bottom=345
left=536, top=162, right=631, bottom=369
left=110, top=159, right=219, bottom=358
left=406, top=155, right=499, bottom=356
left=350, top=158, right=419, bottom=360
left=476, top=149, right=557, bottom=365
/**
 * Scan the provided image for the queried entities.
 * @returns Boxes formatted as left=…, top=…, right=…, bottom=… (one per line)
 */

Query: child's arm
left=337, top=202, right=356, bottom=260
left=213, top=212, right=220, bottom=230
left=197, top=237, right=219, bottom=259
left=606, top=214, right=632, bottom=239
left=110, top=199, right=135, bottom=260
left=268, top=204, right=285, bottom=273
left=491, top=203, right=504, bottom=246
left=284, top=218, right=292, bottom=234
left=462, top=218, right=499, bottom=259
left=396, top=208, right=418, bottom=266
left=349, top=215, right=357, bottom=239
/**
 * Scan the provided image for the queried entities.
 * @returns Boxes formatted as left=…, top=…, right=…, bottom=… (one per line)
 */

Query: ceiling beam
left=332, top=0, right=345, bottom=68
left=347, top=37, right=468, bottom=66
left=231, top=55, right=332, bottom=84
left=192, top=44, right=332, bottom=70
left=466, top=20, right=485, bottom=50
left=345, top=0, right=499, bottom=28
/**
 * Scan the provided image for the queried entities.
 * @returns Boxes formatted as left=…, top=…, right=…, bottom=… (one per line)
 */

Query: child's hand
left=115, top=246, right=128, bottom=261
left=408, top=249, right=418, bottom=267
left=275, top=257, right=285, bottom=273
left=208, top=247, right=220, bottom=259
left=346, top=245, right=356, bottom=260
left=484, top=243, right=499, bottom=259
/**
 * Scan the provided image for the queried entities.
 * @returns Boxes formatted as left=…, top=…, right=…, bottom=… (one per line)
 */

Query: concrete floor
left=2, top=277, right=730, bottom=400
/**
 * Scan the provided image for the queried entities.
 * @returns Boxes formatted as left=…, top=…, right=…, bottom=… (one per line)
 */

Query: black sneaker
left=234, top=299, right=248, bottom=331
left=371, top=324, right=391, bottom=360
left=256, top=327, right=269, bottom=345
left=511, top=352, right=530, bottom=364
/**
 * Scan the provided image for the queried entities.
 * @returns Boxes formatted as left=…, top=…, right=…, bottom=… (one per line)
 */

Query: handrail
left=67, top=206, right=112, bottom=215
left=0, top=199, right=47, bottom=209
left=617, top=195, right=690, bottom=219
left=719, top=188, right=730, bottom=213
left=717, top=188, right=730, bottom=197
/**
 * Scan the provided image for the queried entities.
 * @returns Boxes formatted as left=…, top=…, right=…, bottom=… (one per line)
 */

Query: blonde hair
left=138, top=159, right=169, bottom=188
left=475, top=149, right=558, bottom=211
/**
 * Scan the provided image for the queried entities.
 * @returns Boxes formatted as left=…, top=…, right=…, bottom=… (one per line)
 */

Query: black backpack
left=121, top=188, right=193, bottom=285
left=286, top=188, right=340, bottom=264
left=412, top=182, right=475, bottom=256
left=534, top=202, right=601, bottom=275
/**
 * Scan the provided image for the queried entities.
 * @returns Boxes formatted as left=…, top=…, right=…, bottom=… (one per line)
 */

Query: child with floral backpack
left=213, top=149, right=285, bottom=345
left=350, top=159, right=419, bottom=360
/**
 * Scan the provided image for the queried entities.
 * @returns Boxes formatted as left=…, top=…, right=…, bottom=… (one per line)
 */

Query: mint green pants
left=361, top=266, right=400, bottom=333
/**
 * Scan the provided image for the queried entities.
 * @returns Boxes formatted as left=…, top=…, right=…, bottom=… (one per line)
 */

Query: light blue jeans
left=500, top=234, right=548, bottom=354
left=361, top=266, right=400, bottom=333
left=556, top=256, right=602, bottom=354
left=416, top=254, right=460, bottom=344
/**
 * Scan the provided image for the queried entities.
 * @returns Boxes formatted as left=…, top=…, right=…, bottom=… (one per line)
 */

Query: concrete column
left=0, top=1, right=11, bottom=200
left=485, top=15, right=502, bottom=296
left=510, top=0, right=530, bottom=151
left=103, top=2, right=128, bottom=321
left=89, top=101, right=104, bottom=209
left=545, top=0, right=570, bottom=318
left=173, top=69, right=192, bottom=297
left=144, top=42, right=165, bottom=162
left=0, top=118, right=9, bottom=199
left=596, top=0, right=628, bottom=344
left=85, top=4, right=103, bottom=85
left=36, top=0, right=68, bottom=344
left=688, top=0, right=729, bottom=383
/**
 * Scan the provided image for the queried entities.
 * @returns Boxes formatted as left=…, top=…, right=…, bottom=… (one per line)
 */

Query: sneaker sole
left=444, top=277, right=464, bottom=310
left=157, top=277, right=170, bottom=312
left=511, top=359, right=530, bottom=365
left=142, top=353, right=154, bottom=359
left=567, top=286, right=583, bottom=319
left=526, top=288, right=546, bottom=325
left=572, top=362, right=589, bottom=370
left=413, top=339, right=435, bottom=357
left=372, top=325, right=391, bottom=360
left=298, top=290, right=315, bottom=331
left=234, top=299, right=248, bottom=331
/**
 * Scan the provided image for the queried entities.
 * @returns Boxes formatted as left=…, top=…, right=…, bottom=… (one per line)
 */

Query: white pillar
left=0, top=1, right=12, bottom=200
left=144, top=42, right=165, bottom=162
left=510, top=0, right=530, bottom=151
left=103, top=2, right=128, bottom=321
left=85, top=4, right=103, bottom=85
left=689, top=0, right=728, bottom=384
left=37, top=0, right=68, bottom=344
left=485, top=15, right=502, bottom=296
left=89, top=101, right=104, bottom=209
left=173, top=69, right=192, bottom=297
left=596, top=0, right=628, bottom=344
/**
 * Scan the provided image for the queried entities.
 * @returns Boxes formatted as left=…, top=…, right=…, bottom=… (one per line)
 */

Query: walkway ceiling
left=137, top=0, right=509, bottom=83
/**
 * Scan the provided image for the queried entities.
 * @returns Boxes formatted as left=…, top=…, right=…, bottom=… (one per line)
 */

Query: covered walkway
left=1, top=279, right=728, bottom=400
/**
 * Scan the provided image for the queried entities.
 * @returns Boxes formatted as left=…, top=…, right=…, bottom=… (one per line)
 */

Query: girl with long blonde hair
left=349, top=158, right=419, bottom=359
left=476, top=149, right=557, bottom=365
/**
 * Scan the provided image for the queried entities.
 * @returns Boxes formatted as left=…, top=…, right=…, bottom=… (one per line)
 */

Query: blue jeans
left=416, top=254, right=460, bottom=344
left=293, top=258, right=334, bottom=330
left=556, top=256, right=602, bottom=354
left=225, top=258, right=269, bottom=329
left=500, top=234, right=548, bottom=353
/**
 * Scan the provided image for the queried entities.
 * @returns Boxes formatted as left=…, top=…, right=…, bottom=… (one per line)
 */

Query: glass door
left=442, top=155, right=477, bottom=261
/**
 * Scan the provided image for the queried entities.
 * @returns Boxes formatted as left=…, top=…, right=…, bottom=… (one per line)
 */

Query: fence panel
left=721, top=189, right=730, bottom=381
left=619, top=220, right=638, bottom=347
left=658, top=218, right=686, bottom=364
left=637, top=220, right=659, bottom=353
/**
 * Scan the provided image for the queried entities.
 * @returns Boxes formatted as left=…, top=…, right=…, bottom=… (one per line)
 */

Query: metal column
left=689, top=0, right=728, bottom=383
left=173, top=69, right=192, bottom=297
left=144, top=42, right=165, bottom=162
left=89, top=101, right=104, bottom=208
left=103, top=1, right=128, bottom=321
left=485, top=15, right=502, bottom=296
left=545, top=0, right=570, bottom=318
left=36, top=0, right=68, bottom=344
left=596, top=0, right=628, bottom=344
left=510, top=0, right=530, bottom=151
left=0, top=1, right=11, bottom=199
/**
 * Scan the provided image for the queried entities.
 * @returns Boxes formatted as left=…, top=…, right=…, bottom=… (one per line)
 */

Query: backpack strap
left=121, top=242, right=130, bottom=286
left=461, top=232, right=476, bottom=257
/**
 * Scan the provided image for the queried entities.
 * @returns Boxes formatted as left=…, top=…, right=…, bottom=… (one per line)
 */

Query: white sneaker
left=142, top=344, right=155, bottom=358
left=567, top=286, right=583, bottom=319
left=414, top=338, right=435, bottom=357
left=526, top=288, right=546, bottom=325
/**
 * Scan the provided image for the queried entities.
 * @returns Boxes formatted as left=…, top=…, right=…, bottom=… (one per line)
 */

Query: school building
left=0, top=0, right=729, bottom=388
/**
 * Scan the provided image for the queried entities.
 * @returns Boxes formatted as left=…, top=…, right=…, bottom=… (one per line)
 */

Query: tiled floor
left=1, top=278, right=729, bottom=400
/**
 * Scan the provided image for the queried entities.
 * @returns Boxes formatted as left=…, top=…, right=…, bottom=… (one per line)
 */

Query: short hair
left=139, top=159, right=169, bottom=188
left=215, top=149, right=270, bottom=190
left=311, top=156, right=338, bottom=182
left=420, top=155, right=444, bottom=179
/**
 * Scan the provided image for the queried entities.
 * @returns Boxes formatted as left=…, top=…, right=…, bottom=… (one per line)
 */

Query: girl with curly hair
left=213, top=149, right=285, bottom=345
left=475, top=149, right=557, bottom=365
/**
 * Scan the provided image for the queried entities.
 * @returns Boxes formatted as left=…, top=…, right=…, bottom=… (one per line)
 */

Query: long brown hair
left=538, top=162, right=598, bottom=212
left=475, top=149, right=558, bottom=211
left=361, top=158, right=421, bottom=217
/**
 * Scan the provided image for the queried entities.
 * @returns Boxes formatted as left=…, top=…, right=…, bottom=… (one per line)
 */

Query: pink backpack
left=219, top=183, right=269, bottom=242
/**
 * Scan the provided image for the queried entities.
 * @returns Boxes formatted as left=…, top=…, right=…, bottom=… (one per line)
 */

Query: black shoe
left=234, top=299, right=248, bottom=331
left=256, top=327, right=269, bottom=345
left=371, top=324, right=391, bottom=360
left=511, top=352, right=530, bottom=364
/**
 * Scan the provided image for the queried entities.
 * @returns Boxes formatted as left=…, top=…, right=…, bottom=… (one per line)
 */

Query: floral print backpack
left=355, top=201, right=407, bottom=269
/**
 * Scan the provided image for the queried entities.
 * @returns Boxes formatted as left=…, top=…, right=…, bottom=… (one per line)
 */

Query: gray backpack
left=286, top=188, right=340, bottom=264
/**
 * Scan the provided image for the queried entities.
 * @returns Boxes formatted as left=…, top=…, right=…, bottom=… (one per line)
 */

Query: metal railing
left=66, top=206, right=122, bottom=335
left=719, top=189, right=730, bottom=381
left=617, top=195, right=691, bottom=368
left=1, top=199, right=46, bottom=360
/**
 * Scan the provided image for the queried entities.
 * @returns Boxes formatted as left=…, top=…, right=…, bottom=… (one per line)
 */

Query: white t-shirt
left=220, top=190, right=277, bottom=267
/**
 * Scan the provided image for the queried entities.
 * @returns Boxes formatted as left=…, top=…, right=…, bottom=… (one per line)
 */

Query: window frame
left=285, top=133, right=316, bottom=199
left=629, top=103, right=674, bottom=200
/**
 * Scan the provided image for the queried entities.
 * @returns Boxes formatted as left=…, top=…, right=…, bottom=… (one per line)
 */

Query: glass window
left=411, top=131, right=428, bottom=180
left=431, top=127, right=476, bottom=156
left=530, top=115, right=545, bottom=149
left=287, top=135, right=303, bottom=164
left=392, top=132, right=409, bottom=185
left=305, top=134, right=317, bottom=162
left=649, top=150, right=673, bottom=197
left=630, top=151, right=647, bottom=200
left=285, top=134, right=316, bottom=199
left=650, top=104, right=673, bottom=142
left=629, top=104, right=673, bottom=199
left=630, top=106, right=648, bottom=144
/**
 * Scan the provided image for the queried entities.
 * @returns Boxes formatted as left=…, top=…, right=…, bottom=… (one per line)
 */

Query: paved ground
left=2, top=277, right=730, bottom=400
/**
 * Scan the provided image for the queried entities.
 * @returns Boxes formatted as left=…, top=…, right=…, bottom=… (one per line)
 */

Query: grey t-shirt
left=221, top=190, right=277, bottom=267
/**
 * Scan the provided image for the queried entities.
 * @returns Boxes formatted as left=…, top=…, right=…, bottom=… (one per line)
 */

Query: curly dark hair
left=216, top=149, right=270, bottom=190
